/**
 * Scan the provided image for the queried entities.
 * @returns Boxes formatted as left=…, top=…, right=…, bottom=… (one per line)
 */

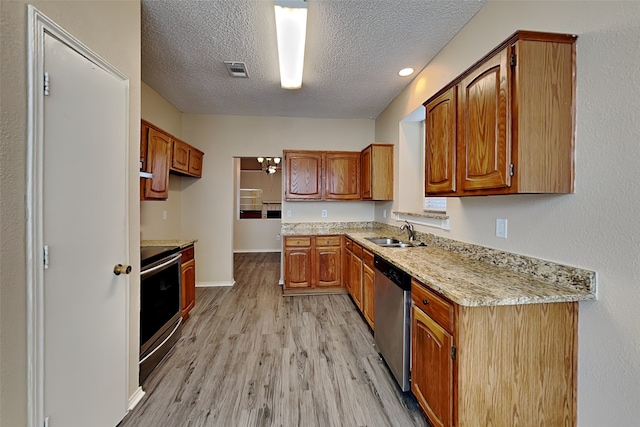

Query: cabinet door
left=171, top=139, right=190, bottom=174
left=412, top=306, right=454, bottom=427
left=188, top=149, right=203, bottom=177
left=314, top=245, right=341, bottom=288
left=425, top=87, right=457, bottom=195
left=361, top=146, right=372, bottom=199
left=350, top=252, right=363, bottom=309
left=458, top=48, right=511, bottom=191
left=143, top=128, right=172, bottom=200
left=342, top=240, right=351, bottom=292
left=284, top=151, right=323, bottom=200
left=284, top=247, right=312, bottom=289
left=362, top=263, right=375, bottom=329
left=181, top=258, right=196, bottom=318
left=324, top=152, right=361, bottom=200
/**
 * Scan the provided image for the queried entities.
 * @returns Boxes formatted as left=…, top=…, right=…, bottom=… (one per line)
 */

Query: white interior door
left=42, top=32, right=129, bottom=427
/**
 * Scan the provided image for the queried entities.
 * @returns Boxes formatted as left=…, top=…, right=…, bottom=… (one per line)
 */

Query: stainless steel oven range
left=139, top=246, right=182, bottom=383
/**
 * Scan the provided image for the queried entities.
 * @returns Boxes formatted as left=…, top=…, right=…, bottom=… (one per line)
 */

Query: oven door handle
left=141, top=253, right=181, bottom=277
left=139, top=317, right=182, bottom=365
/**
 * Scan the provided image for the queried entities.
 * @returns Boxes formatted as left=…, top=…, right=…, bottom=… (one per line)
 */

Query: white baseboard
left=128, top=386, right=145, bottom=411
left=196, top=280, right=235, bottom=287
left=233, top=249, right=281, bottom=253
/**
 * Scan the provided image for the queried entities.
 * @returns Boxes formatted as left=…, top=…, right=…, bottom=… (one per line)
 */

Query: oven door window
left=140, top=259, right=181, bottom=348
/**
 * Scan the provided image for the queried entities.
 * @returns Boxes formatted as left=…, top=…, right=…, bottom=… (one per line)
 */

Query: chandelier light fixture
left=257, top=157, right=281, bottom=174
left=274, top=0, right=308, bottom=89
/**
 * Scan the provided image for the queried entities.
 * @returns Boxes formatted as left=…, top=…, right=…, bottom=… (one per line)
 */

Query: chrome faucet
left=401, top=220, right=415, bottom=241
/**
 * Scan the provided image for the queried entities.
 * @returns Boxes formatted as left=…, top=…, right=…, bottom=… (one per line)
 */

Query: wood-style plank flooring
left=119, top=253, right=429, bottom=427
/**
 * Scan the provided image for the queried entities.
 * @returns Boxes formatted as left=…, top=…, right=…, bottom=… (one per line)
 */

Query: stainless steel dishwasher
left=374, top=255, right=412, bottom=392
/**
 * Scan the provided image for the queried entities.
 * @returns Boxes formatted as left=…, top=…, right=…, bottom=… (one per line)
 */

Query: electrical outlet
left=383, top=209, right=387, bottom=219
left=496, top=218, right=508, bottom=238
left=287, top=210, right=292, bottom=218
left=276, top=234, right=281, bottom=241
left=162, top=210, right=168, bottom=220
left=321, top=209, right=328, bottom=218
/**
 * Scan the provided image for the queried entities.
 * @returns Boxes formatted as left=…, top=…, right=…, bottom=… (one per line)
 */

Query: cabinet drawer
left=352, top=242, right=362, bottom=258
left=315, top=236, right=341, bottom=247
left=284, top=237, right=312, bottom=247
left=181, top=246, right=194, bottom=263
left=411, top=278, right=454, bottom=334
left=345, top=237, right=353, bottom=252
left=362, top=249, right=374, bottom=268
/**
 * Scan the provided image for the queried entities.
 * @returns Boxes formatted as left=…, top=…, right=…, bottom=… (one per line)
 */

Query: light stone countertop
left=281, top=223, right=596, bottom=307
left=141, top=239, right=198, bottom=250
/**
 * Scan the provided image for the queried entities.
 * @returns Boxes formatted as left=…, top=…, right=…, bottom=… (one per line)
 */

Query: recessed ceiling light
left=398, top=68, right=414, bottom=77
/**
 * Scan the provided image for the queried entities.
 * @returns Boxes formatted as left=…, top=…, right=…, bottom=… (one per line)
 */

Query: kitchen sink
left=365, top=237, right=423, bottom=248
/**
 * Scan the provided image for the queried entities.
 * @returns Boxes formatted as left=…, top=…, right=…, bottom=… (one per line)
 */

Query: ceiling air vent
left=224, top=61, right=248, bottom=78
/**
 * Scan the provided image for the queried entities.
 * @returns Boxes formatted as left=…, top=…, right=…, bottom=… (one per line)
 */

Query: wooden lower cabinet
left=283, top=236, right=346, bottom=295
left=180, top=245, right=196, bottom=319
left=342, top=238, right=351, bottom=293
left=349, top=242, right=363, bottom=310
left=314, top=236, right=341, bottom=288
left=362, top=249, right=375, bottom=329
left=411, top=278, right=578, bottom=426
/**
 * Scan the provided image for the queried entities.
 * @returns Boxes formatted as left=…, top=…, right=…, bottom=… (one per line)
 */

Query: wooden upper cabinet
left=171, top=139, right=190, bottom=174
left=171, top=138, right=204, bottom=178
left=284, top=151, right=323, bottom=200
left=362, top=143, right=393, bottom=200
left=188, top=149, right=204, bottom=177
left=324, top=152, right=361, bottom=200
left=141, top=120, right=204, bottom=200
left=425, top=88, right=457, bottom=195
left=424, top=31, right=577, bottom=196
left=142, top=127, right=172, bottom=200
left=459, top=48, right=511, bottom=192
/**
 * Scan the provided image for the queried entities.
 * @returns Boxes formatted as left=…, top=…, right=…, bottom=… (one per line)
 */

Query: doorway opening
left=232, top=157, right=283, bottom=254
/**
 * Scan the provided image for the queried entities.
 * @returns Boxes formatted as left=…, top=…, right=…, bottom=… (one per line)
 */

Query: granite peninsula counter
left=141, top=239, right=198, bottom=249
left=281, top=222, right=596, bottom=307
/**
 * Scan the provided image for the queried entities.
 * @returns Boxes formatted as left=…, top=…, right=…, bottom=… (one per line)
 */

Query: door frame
left=26, top=6, right=131, bottom=427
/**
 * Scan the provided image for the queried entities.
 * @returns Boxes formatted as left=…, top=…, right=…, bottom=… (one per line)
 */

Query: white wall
left=181, top=114, right=375, bottom=283
left=0, top=1, right=141, bottom=425
left=375, top=1, right=640, bottom=425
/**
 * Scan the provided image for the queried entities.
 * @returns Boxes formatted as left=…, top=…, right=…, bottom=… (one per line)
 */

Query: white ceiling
left=141, top=0, right=485, bottom=119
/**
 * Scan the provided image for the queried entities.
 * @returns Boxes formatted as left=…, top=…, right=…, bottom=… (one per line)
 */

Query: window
left=423, top=197, right=447, bottom=213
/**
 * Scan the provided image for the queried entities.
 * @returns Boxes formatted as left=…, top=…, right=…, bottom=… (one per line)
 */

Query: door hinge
left=509, top=164, right=515, bottom=177
left=451, top=346, right=457, bottom=360
left=43, top=245, right=50, bottom=269
left=510, top=53, right=517, bottom=67
left=43, top=72, right=50, bottom=96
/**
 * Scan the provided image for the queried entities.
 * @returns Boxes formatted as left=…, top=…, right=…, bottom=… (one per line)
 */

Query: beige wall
left=375, top=1, right=640, bottom=424
left=0, top=1, right=141, bottom=425
left=140, top=82, right=184, bottom=240
left=181, top=114, right=375, bottom=283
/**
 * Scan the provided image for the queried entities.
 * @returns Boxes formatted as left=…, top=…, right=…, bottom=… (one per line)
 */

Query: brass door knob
left=113, top=264, right=132, bottom=275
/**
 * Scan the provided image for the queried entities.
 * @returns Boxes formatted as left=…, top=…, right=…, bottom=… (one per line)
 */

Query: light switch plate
left=496, top=218, right=507, bottom=238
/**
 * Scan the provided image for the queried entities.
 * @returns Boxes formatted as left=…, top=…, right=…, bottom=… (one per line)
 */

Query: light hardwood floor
left=119, top=253, right=429, bottom=427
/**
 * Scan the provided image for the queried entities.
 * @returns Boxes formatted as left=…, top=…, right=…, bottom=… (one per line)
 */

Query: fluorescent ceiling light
left=274, top=1, right=308, bottom=90
left=398, top=68, right=414, bottom=77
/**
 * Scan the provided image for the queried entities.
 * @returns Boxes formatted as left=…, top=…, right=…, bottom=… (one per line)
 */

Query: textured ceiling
left=142, top=0, right=485, bottom=119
